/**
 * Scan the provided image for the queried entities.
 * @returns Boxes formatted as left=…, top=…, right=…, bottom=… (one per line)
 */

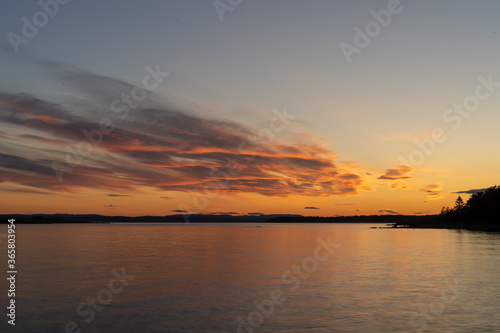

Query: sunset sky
left=1, top=1, right=499, bottom=216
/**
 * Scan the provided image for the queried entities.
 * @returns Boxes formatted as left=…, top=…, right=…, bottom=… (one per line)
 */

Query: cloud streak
left=378, top=165, right=413, bottom=180
left=0, top=59, right=366, bottom=198
left=453, top=188, right=488, bottom=194
left=420, top=184, right=443, bottom=200
left=379, top=209, right=399, bottom=214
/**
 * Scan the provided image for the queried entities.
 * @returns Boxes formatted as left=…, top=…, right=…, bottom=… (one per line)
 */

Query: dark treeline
left=396, top=185, right=500, bottom=231
left=439, top=185, right=500, bottom=228
left=3, top=187, right=498, bottom=230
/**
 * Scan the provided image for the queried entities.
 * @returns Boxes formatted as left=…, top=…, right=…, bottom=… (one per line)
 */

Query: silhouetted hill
left=0, top=214, right=302, bottom=224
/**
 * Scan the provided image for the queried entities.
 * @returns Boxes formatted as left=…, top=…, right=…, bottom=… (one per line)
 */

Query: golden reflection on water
left=9, top=223, right=500, bottom=332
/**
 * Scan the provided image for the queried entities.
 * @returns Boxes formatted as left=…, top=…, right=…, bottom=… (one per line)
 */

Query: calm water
left=2, top=223, right=500, bottom=332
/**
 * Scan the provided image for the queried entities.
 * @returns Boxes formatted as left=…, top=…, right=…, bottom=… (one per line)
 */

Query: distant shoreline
left=1, top=213, right=436, bottom=224
left=2, top=214, right=498, bottom=231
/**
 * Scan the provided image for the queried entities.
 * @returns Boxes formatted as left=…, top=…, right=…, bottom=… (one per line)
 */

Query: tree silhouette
left=455, top=196, right=464, bottom=211
left=440, top=185, right=500, bottom=226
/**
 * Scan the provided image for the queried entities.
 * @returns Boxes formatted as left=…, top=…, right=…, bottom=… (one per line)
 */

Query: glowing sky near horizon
left=0, top=0, right=499, bottom=216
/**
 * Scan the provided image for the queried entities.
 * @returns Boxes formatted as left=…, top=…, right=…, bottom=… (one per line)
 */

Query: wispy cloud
left=378, top=165, right=413, bottom=180
left=379, top=209, right=399, bottom=214
left=0, top=185, right=53, bottom=195
left=0, top=59, right=366, bottom=198
left=420, top=184, right=443, bottom=200
left=106, top=194, right=132, bottom=197
left=452, top=188, right=487, bottom=194
left=420, top=184, right=441, bottom=193
left=210, top=211, right=238, bottom=215
left=304, top=206, right=319, bottom=209
left=374, top=129, right=435, bottom=142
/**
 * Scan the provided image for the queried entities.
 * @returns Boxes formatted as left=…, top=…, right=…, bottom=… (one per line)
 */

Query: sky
left=0, top=0, right=499, bottom=217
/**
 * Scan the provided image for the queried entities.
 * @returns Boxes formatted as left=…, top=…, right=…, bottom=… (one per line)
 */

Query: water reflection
left=6, top=223, right=500, bottom=332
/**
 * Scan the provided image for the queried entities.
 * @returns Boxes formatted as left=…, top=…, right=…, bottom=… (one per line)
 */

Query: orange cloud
left=378, top=165, right=413, bottom=180
left=420, top=184, right=444, bottom=200
left=23, top=114, right=68, bottom=125
left=0, top=64, right=366, bottom=198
